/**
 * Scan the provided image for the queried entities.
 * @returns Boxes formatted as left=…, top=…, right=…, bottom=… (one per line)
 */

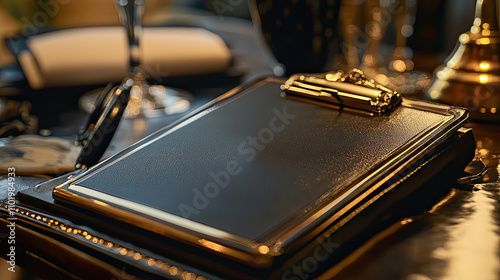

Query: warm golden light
left=325, top=73, right=336, bottom=80
left=110, top=107, right=120, bottom=118
left=198, top=239, right=224, bottom=253
left=392, top=60, right=406, bottom=72
left=0, top=201, right=206, bottom=280
left=479, top=74, right=489, bottom=83
left=479, top=62, right=490, bottom=70
left=478, top=38, right=490, bottom=44
left=400, top=218, right=413, bottom=225
left=169, top=266, right=179, bottom=276
left=93, top=200, right=109, bottom=207
left=258, top=245, right=270, bottom=254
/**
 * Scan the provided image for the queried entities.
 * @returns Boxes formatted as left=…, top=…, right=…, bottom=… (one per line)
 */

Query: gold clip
left=280, top=69, right=402, bottom=116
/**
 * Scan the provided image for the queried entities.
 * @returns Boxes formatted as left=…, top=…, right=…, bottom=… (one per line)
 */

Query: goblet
left=114, top=0, right=191, bottom=118
left=374, top=0, right=430, bottom=96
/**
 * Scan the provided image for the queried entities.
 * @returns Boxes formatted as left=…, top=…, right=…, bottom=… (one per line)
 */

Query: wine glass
left=368, top=0, right=430, bottom=96
left=114, top=0, right=191, bottom=118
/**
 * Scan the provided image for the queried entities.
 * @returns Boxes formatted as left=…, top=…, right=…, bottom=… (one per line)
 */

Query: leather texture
left=75, top=80, right=447, bottom=241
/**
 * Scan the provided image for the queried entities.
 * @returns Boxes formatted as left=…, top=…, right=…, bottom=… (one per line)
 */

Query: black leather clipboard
left=52, top=76, right=473, bottom=272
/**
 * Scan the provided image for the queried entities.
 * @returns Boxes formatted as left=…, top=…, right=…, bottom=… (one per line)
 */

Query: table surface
left=329, top=122, right=500, bottom=280
left=1, top=17, right=499, bottom=280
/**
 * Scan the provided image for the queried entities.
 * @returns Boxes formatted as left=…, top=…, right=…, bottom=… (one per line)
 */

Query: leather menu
left=54, top=77, right=469, bottom=267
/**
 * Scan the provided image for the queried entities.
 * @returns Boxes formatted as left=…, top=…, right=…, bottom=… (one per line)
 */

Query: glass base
left=79, top=85, right=192, bottom=118
left=360, top=66, right=431, bottom=96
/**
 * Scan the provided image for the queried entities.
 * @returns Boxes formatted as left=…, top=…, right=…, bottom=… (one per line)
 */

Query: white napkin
left=0, top=135, right=80, bottom=175
left=17, top=26, right=232, bottom=89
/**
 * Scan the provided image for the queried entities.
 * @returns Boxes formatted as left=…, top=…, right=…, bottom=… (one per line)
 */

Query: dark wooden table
left=326, top=122, right=500, bottom=280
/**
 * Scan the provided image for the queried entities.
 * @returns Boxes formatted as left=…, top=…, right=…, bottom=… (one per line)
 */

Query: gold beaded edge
left=0, top=203, right=210, bottom=280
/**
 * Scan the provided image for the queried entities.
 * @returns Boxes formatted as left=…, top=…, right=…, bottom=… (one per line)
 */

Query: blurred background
left=0, top=0, right=478, bottom=74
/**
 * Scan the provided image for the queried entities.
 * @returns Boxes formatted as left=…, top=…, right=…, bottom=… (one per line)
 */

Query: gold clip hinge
left=280, top=69, right=402, bottom=116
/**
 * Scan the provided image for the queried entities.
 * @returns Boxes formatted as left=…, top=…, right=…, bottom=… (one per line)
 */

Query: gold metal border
left=54, top=185, right=267, bottom=265
left=0, top=203, right=211, bottom=280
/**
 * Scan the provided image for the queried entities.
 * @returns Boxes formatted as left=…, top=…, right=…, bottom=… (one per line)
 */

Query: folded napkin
left=9, top=27, right=231, bottom=89
left=0, top=135, right=79, bottom=175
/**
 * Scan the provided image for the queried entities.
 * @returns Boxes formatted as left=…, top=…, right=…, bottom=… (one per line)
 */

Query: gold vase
left=425, top=0, right=500, bottom=122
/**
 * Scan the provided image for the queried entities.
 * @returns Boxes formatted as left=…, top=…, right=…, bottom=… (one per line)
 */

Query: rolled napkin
left=8, top=26, right=231, bottom=89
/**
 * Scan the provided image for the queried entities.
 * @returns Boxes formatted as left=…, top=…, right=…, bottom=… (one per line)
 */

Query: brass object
left=281, top=69, right=402, bottom=115
left=425, top=0, right=500, bottom=121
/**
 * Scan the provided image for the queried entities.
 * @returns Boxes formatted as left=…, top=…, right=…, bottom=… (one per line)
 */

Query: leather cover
left=52, top=77, right=471, bottom=269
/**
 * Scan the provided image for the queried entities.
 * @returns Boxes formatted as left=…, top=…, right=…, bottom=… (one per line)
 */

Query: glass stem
left=116, top=0, right=145, bottom=77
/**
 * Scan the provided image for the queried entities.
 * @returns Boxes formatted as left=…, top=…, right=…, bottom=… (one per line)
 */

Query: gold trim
left=0, top=204, right=210, bottom=280
left=68, top=185, right=238, bottom=241
left=54, top=187, right=271, bottom=267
